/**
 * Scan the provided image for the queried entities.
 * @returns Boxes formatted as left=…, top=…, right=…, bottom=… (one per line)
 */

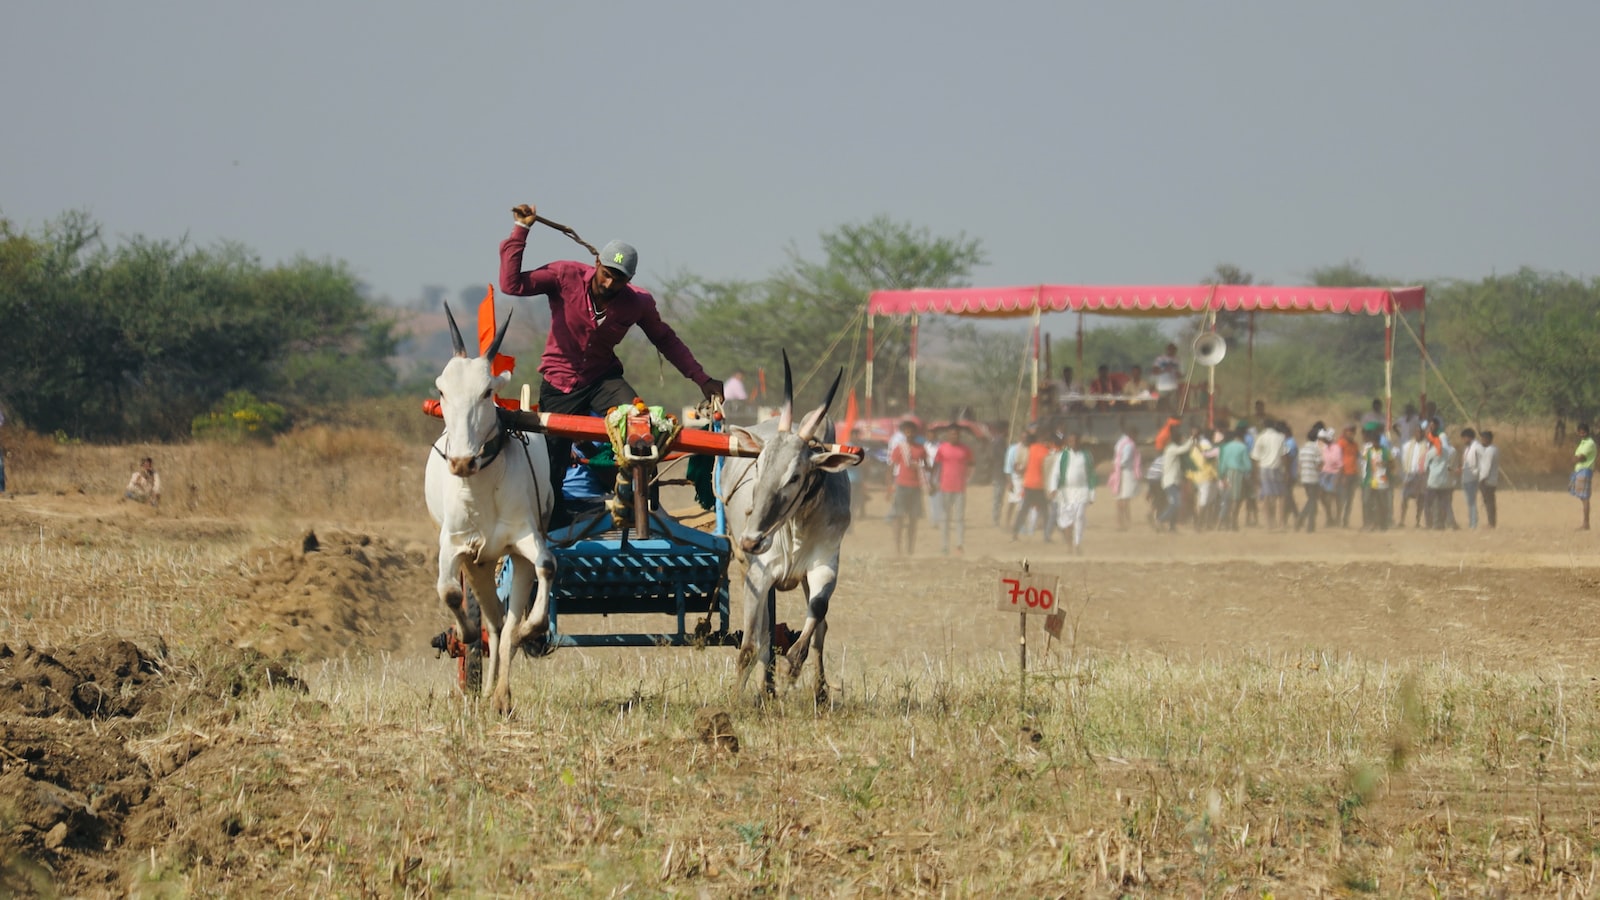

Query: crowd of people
left=1040, top=343, right=1189, bottom=414
left=1027, top=347, right=1207, bottom=469
left=875, top=395, right=1540, bottom=557
left=993, top=401, right=1506, bottom=545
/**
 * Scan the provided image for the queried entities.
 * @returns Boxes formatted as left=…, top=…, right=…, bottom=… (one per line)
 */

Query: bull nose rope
left=726, top=460, right=828, bottom=556
left=434, top=422, right=508, bottom=472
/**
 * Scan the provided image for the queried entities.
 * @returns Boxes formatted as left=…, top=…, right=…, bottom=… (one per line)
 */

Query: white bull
left=424, top=304, right=555, bottom=714
left=722, top=355, right=859, bottom=701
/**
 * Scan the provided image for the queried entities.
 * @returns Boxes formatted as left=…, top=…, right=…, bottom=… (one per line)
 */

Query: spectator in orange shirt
left=1337, top=425, right=1360, bottom=527
left=1010, top=426, right=1054, bottom=541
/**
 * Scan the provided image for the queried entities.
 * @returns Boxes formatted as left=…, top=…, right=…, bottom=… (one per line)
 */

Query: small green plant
left=191, top=391, right=289, bottom=442
left=732, top=821, right=766, bottom=849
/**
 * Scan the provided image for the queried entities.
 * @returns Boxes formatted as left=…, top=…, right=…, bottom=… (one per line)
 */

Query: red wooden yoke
left=420, top=399, right=863, bottom=462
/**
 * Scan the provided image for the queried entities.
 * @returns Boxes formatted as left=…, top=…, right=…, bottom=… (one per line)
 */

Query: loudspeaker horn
left=1194, top=333, right=1227, bottom=367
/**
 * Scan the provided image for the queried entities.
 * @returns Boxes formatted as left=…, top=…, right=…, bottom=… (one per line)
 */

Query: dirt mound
left=0, top=638, right=305, bottom=896
left=226, top=528, right=439, bottom=661
left=0, top=639, right=162, bottom=719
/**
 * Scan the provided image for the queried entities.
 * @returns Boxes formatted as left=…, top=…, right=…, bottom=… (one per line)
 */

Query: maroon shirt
left=499, top=224, right=709, bottom=393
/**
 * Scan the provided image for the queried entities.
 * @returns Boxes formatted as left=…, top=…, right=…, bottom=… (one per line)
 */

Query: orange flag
left=841, top=389, right=859, bottom=444
left=476, top=285, right=515, bottom=377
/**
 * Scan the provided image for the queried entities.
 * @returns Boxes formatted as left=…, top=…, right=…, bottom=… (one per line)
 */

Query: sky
left=4, top=2, right=1597, bottom=306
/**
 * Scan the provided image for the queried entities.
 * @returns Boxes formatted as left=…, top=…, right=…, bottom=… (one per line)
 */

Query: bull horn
left=485, top=310, right=514, bottom=360
left=444, top=304, right=467, bottom=357
left=797, top=367, right=844, bottom=441
left=777, top=350, right=794, bottom=432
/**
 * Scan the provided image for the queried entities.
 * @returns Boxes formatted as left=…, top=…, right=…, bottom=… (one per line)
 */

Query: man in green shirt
left=1572, top=423, right=1596, bottom=530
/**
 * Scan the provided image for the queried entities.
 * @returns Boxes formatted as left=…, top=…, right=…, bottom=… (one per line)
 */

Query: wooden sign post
left=996, top=561, right=1061, bottom=713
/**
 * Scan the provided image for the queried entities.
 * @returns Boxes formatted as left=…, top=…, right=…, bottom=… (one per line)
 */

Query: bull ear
left=444, top=303, right=467, bottom=356
left=486, top=310, right=513, bottom=360
left=726, top=425, right=765, bottom=456
left=777, top=351, right=794, bottom=433
left=796, top=367, right=843, bottom=441
left=809, top=446, right=862, bottom=473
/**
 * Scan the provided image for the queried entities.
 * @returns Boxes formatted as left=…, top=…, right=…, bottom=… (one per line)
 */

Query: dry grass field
left=4, top=421, right=1600, bottom=897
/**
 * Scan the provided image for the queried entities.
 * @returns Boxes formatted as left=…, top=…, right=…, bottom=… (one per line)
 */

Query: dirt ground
left=4, top=482, right=1600, bottom=894
left=841, top=487, right=1600, bottom=675
left=658, top=483, right=1600, bottom=678
left=9, top=478, right=1598, bottom=673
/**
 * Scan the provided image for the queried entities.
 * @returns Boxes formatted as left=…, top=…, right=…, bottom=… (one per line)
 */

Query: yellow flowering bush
left=191, top=391, right=288, bottom=442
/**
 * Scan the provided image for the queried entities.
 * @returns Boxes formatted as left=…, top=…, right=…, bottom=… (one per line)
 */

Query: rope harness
left=433, top=413, right=549, bottom=529
left=717, top=436, right=832, bottom=553
left=431, top=418, right=507, bottom=472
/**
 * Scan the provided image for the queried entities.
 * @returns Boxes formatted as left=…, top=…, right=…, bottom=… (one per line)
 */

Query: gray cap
left=599, top=240, right=638, bottom=280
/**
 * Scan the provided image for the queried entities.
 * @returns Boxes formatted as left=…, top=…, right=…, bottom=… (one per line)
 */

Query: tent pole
left=908, top=313, right=919, bottom=415
left=1029, top=308, right=1041, bottom=421
left=1207, top=365, right=1216, bottom=431
left=1418, top=305, right=1428, bottom=422
left=1076, top=310, right=1084, bottom=372
left=1207, top=315, right=1218, bottom=431
left=1384, top=307, right=1395, bottom=433
left=1246, top=311, right=1256, bottom=418
left=865, top=313, right=875, bottom=421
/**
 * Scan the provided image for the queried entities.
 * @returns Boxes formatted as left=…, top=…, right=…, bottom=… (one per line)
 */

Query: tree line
left=2, top=209, right=1596, bottom=442
left=0, top=211, right=397, bottom=440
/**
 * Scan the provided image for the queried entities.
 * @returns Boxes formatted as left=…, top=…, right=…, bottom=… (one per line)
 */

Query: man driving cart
left=500, top=202, right=725, bottom=527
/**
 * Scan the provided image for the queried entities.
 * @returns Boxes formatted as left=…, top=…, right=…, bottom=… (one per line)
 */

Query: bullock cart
left=426, top=397, right=862, bottom=687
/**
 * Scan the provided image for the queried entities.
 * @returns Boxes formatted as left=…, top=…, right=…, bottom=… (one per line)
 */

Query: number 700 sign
left=996, top=572, right=1059, bottom=614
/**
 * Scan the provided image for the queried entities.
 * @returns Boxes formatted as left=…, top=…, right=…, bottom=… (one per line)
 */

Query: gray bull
left=721, top=356, right=860, bottom=700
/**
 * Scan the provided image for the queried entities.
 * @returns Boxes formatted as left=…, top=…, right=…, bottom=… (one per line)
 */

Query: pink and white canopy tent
left=864, top=283, right=1429, bottom=426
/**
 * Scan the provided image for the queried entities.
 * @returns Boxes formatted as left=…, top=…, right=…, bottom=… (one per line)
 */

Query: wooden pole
left=865, top=313, right=875, bottom=421
left=1384, top=307, right=1395, bottom=432
left=1076, top=310, right=1084, bottom=371
left=1018, top=560, right=1029, bottom=714
left=908, top=313, right=919, bottom=415
left=1246, top=311, right=1256, bottom=417
left=1419, top=305, right=1428, bottom=421
left=1029, top=309, right=1041, bottom=421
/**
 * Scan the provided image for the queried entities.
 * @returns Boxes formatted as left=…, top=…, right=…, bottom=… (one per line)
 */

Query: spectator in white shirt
left=1477, top=430, right=1500, bottom=528
left=1457, top=428, right=1483, bottom=528
left=1151, top=343, right=1181, bottom=409
left=1398, top=428, right=1428, bottom=528
left=1057, top=366, right=1084, bottom=411
left=1250, top=421, right=1288, bottom=529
